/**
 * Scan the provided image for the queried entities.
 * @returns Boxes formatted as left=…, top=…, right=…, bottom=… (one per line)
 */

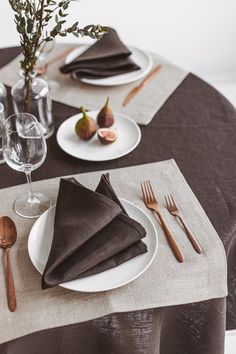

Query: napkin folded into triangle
left=60, top=28, right=140, bottom=79
left=42, top=174, right=147, bottom=289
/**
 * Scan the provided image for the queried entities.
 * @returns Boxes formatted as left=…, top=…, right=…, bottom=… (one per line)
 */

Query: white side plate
left=56, top=111, right=141, bottom=161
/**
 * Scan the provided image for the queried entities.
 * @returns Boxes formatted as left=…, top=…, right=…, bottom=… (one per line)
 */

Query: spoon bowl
left=0, top=216, right=17, bottom=312
left=0, top=216, right=17, bottom=247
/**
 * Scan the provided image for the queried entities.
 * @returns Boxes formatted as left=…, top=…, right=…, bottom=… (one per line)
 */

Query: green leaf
left=66, top=26, right=73, bottom=33
left=72, top=31, right=79, bottom=37
left=71, top=21, right=78, bottom=30
left=26, top=19, right=33, bottom=33
left=55, top=23, right=62, bottom=32
left=62, top=3, right=69, bottom=10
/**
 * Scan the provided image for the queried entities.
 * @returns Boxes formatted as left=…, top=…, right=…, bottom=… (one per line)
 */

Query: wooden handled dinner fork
left=141, top=180, right=184, bottom=263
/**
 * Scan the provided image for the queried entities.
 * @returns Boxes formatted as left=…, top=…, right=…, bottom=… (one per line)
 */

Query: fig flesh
left=75, top=107, right=97, bottom=140
left=97, top=97, right=115, bottom=128
left=97, top=128, right=117, bottom=144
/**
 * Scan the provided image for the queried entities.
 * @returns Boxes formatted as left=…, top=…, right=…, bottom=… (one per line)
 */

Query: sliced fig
left=97, top=128, right=118, bottom=144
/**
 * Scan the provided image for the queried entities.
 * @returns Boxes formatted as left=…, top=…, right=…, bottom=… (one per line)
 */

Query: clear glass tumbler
left=3, top=113, right=52, bottom=218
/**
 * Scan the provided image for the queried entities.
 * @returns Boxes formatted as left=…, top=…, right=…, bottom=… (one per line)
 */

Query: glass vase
left=11, top=74, right=54, bottom=139
left=0, top=82, right=8, bottom=116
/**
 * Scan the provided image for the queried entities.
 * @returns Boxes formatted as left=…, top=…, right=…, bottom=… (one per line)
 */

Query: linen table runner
left=0, top=43, right=188, bottom=125
left=0, top=159, right=227, bottom=343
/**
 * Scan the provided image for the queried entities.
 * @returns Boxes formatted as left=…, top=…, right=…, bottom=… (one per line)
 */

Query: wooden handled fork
left=141, top=180, right=184, bottom=263
left=165, top=194, right=202, bottom=254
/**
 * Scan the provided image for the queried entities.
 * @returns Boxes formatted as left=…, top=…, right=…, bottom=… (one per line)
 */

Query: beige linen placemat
left=0, top=159, right=227, bottom=343
left=0, top=44, right=188, bottom=125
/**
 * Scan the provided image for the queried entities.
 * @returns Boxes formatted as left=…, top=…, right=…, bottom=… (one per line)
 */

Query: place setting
left=0, top=117, right=228, bottom=320
left=0, top=26, right=188, bottom=133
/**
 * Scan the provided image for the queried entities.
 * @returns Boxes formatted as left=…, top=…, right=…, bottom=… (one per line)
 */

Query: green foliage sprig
left=8, top=0, right=107, bottom=111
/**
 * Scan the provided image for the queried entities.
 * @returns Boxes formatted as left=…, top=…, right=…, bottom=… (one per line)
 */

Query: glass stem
left=25, top=171, right=35, bottom=203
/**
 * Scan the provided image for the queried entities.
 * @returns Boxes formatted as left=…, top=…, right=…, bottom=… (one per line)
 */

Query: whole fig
left=75, top=107, right=97, bottom=140
left=97, top=97, right=115, bottom=128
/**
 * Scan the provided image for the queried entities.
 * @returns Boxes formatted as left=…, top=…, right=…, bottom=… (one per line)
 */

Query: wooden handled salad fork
left=165, top=195, right=202, bottom=254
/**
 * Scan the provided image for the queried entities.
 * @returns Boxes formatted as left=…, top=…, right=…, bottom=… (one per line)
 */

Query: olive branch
left=8, top=0, right=107, bottom=111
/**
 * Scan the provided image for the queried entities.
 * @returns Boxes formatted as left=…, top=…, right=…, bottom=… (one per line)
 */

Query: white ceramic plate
left=56, top=111, right=141, bottom=161
left=65, top=45, right=153, bottom=86
left=28, top=198, right=158, bottom=292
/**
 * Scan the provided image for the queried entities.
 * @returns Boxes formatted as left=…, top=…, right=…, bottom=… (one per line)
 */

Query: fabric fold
left=60, top=28, right=140, bottom=79
left=42, top=175, right=147, bottom=289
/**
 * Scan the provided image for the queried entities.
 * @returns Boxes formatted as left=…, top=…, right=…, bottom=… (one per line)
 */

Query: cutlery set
left=141, top=180, right=202, bottom=262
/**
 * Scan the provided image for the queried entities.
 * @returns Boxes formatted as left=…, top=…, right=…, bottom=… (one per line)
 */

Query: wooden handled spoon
left=0, top=216, right=17, bottom=312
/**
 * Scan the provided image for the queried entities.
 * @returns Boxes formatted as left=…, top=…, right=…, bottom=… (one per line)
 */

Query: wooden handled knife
left=122, top=64, right=162, bottom=107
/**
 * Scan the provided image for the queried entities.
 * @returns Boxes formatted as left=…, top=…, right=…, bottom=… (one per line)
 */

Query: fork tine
left=170, top=194, right=177, bottom=208
left=145, top=180, right=151, bottom=203
left=141, top=181, right=149, bottom=204
left=165, top=195, right=170, bottom=209
left=144, top=180, right=150, bottom=203
left=147, top=180, right=157, bottom=203
left=167, top=195, right=173, bottom=209
left=140, top=182, right=146, bottom=204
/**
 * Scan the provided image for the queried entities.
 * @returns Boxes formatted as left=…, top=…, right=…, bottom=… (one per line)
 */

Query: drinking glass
left=3, top=113, right=52, bottom=218
left=0, top=82, right=8, bottom=116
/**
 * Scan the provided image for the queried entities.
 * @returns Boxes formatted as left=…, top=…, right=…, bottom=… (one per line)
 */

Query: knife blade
left=122, top=64, right=162, bottom=107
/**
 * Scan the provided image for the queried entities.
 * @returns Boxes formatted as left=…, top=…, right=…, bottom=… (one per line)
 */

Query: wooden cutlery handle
left=141, top=64, right=162, bottom=87
left=178, top=216, right=202, bottom=254
left=154, top=210, right=184, bottom=263
left=6, top=248, right=16, bottom=312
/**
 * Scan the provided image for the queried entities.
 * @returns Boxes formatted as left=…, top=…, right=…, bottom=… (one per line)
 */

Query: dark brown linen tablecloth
left=0, top=46, right=236, bottom=354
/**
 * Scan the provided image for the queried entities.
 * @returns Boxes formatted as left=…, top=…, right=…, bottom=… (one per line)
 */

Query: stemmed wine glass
left=3, top=113, right=52, bottom=218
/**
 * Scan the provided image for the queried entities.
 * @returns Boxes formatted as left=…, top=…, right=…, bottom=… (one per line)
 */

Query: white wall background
left=1, top=0, right=236, bottom=103
left=1, top=0, right=236, bottom=79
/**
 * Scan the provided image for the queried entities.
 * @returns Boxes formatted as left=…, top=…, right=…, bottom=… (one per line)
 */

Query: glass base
left=38, top=123, right=54, bottom=139
left=14, top=192, right=52, bottom=218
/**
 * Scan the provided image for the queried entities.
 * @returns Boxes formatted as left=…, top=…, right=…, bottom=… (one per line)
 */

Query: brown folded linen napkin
left=59, top=28, right=140, bottom=79
left=42, top=175, right=147, bottom=289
